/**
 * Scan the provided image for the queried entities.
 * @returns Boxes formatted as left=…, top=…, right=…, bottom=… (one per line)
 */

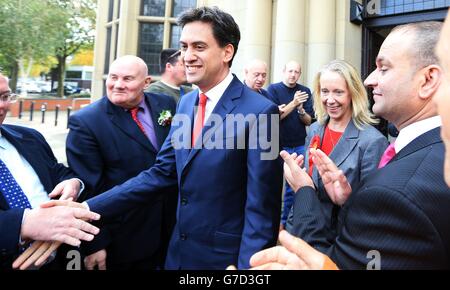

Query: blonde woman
left=286, top=60, right=388, bottom=246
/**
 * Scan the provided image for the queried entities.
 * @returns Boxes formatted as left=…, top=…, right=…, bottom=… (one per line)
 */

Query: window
left=365, top=0, right=450, bottom=17
left=142, top=0, right=166, bottom=17
left=85, top=72, right=93, bottom=81
left=108, top=0, right=114, bottom=22
left=172, top=0, right=197, bottom=17
left=104, top=27, right=112, bottom=74
left=117, top=0, right=122, bottom=18
left=66, top=71, right=83, bottom=79
left=138, top=0, right=196, bottom=76
left=170, top=24, right=182, bottom=48
left=115, top=24, right=120, bottom=59
left=139, top=23, right=164, bottom=75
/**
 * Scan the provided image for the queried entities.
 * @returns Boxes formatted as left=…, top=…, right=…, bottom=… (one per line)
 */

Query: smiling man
left=70, top=7, right=283, bottom=270
left=64, top=55, right=177, bottom=270
left=249, top=21, right=450, bottom=270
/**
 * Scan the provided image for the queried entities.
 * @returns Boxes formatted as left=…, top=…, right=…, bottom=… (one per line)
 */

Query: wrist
left=297, top=108, right=306, bottom=116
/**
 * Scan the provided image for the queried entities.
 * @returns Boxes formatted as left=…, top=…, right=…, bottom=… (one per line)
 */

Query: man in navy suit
left=65, top=56, right=177, bottom=270
left=0, top=73, right=100, bottom=270
left=247, top=21, right=450, bottom=270
left=35, top=7, right=282, bottom=270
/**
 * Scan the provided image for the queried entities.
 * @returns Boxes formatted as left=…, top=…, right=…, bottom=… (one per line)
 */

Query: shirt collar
left=199, top=72, right=233, bottom=103
left=0, top=129, right=5, bottom=149
left=395, top=116, right=442, bottom=153
left=124, top=96, right=147, bottom=112
left=161, top=80, right=180, bottom=90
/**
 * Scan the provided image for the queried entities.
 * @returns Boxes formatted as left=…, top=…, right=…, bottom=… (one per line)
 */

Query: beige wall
left=92, top=0, right=363, bottom=98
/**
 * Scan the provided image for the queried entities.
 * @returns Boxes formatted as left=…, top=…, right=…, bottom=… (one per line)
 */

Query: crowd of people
left=1, top=6, right=450, bottom=270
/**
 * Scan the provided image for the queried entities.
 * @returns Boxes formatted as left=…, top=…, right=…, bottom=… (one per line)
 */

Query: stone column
left=91, top=0, right=110, bottom=100
left=272, top=0, right=307, bottom=83
left=242, top=0, right=273, bottom=82
left=116, top=0, right=140, bottom=56
left=306, top=0, right=336, bottom=87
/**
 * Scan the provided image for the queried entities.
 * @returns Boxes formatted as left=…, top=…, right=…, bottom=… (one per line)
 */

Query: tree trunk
left=57, top=55, right=66, bottom=98
left=10, top=60, right=19, bottom=93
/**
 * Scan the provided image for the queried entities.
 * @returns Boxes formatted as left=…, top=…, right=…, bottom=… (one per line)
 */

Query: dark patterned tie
left=0, top=158, right=32, bottom=209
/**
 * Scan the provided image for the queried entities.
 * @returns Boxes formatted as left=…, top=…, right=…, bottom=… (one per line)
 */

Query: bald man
left=64, top=55, right=178, bottom=270
left=243, top=59, right=276, bottom=103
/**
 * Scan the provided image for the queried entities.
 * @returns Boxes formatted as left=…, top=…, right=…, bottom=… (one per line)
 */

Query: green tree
left=0, top=0, right=66, bottom=91
left=51, top=0, right=96, bottom=97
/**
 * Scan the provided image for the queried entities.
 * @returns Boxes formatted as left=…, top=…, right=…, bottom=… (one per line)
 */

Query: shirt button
left=180, top=234, right=187, bottom=241
left=181, top=198, right=188, bottom=206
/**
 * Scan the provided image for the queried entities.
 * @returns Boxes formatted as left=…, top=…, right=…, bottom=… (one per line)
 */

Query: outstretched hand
left=13, top=198, right=97, bottom=270
left=249, top=230, right=338, bottom=270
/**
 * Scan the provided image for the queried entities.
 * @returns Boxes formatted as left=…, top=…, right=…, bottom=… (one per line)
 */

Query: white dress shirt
left=0, top=133, right=51, bottom=209
left=395, top=116, right=442, bottom=153
left=199, top=71, right=233, bottom=122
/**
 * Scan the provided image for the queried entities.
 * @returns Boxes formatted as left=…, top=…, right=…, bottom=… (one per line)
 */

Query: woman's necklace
left=327, top=125, right=337, bottom=148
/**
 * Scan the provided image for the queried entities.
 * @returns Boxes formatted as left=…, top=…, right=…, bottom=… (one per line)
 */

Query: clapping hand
left=280, top=150, right=314, bottom=192
left=310, top=148, right=352, bottom=206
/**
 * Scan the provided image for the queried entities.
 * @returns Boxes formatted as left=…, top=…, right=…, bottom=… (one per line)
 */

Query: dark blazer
left=86, top=75, right=283, bottom=269
left=286, top=119, right=388, bottom=241
left=293, top=127, right=450, bottom=269
left=0, top=125, right=75, bottom=267
left=66, top=92, right=177, bottom=268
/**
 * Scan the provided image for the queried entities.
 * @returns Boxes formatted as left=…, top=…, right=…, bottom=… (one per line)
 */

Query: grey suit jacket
left=286, top=119, right=388, bottom=242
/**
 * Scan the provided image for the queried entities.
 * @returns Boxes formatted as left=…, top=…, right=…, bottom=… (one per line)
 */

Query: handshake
left=13, top=199, right=99, bottom=270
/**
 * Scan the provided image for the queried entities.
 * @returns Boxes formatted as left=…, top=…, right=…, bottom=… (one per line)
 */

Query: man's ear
left=143, top=76, right=152, bottom=89
left=166, top=62, right=172, bottom=72
left=418, top=65, right=442, bottom=100
left=223, top=44, right=234, bottom=65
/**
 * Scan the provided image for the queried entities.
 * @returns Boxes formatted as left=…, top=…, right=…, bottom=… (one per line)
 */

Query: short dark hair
left=391, top=21, right=442, bottom=71
left=177, top=6, right=241, bottom=67
left=160, top=48, right=181, bottom=74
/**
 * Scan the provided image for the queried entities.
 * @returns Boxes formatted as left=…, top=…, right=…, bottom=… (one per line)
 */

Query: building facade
left=92, top=0, right=450, bottom=100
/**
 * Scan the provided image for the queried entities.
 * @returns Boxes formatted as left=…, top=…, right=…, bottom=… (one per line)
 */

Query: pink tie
left=378, top=143, right=396, bottom=169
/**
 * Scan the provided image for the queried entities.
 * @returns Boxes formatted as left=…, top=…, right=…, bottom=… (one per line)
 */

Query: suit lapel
left=393, top=127, right=442, bottom=162
left=182, top=77, right=241, bottom=173
left=0, top=126, right=51, bottom=206
left=145, top=93, right=167, bottom=148
left=106, top=99, right=156, bottom=154
left=174, top=90, right=197, bottom=172
left=328, top=120, right=359, bottom=168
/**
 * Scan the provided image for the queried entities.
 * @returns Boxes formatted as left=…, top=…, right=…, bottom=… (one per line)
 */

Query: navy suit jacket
left=87, top=75, right=283, bottom=269
left=0, top=125, right=75, bottom=266
left=293, top=127, right=450, bottom=269
left=67, top=92, right=177, bottom=266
